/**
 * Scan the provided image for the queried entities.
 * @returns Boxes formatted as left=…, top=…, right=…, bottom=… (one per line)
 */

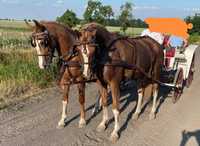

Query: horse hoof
left=96, top=124, right=106, bottom=132
left=57, top=125, right=65, bottom=129
left=110, top=132, right=119, bottom=143
left=132, top=113, right=139, bottom=120
left=79, top=119, right=86, bottom=128
left=57, top=120, right=66, bottom=129
left=149, top=113, right=156, bottom=120
left=57, top=123, right=65, bottom=129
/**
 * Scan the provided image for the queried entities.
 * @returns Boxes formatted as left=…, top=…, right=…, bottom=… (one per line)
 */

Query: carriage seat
left=165, top=47, right=175, bottom=57
left=164, top=47, right=175, bottom=68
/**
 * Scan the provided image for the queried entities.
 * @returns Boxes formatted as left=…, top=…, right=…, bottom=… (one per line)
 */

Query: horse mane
left=40, top=21, right=78, bottom=38
left=81, top=22, right=110, bottom=36
left=131, top=35, right=162, bottom=47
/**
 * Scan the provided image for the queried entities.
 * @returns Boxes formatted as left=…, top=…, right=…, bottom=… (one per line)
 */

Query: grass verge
left=0, top=48, right=58, bottom=109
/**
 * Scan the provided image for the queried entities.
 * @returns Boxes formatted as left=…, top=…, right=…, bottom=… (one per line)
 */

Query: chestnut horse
left=26, top=20, right=88, bottom=128
left=80, top=23, right=163, bottom=142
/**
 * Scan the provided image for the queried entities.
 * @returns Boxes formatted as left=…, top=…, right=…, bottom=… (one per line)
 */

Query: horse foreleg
left=58, top=85, right=70, bottom=128
left=77, top=83, right=86, bottom=128
left=96, top=86, right=108, bottom=132
left=149, top=83, right=159, bottom=120
left=132, top=88, right=144, bottom=120
left=110, top=80, right=120, bottom=143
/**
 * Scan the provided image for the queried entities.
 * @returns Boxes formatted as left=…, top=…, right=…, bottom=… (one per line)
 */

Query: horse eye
left=40, top=41, right=44, bottom=45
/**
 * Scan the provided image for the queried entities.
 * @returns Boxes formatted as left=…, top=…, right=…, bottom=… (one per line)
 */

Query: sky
left=0, top=0, right=200, bottom=20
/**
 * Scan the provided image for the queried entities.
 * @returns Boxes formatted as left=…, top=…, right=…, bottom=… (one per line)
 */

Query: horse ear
left=24, top=19, right=34, bottom=30
left=91, top=29, right=97, bottom=36
left=33, top=19, right=46, bottom=31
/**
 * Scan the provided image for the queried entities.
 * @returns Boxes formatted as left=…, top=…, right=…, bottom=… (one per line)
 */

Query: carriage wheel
left=186, top=54, right=195, bottom=88
left=172, top=68, right=184, bottom=103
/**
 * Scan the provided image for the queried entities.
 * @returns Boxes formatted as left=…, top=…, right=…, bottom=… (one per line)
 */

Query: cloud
left=52, top=0, right=64, bottom=7
left=134, top=6, right=160, bottom=10
left=1, top=0, right=20, bottom=4
left=56, top=0, right=64, bottom=4
left=184, top=8, right=200, bottom=12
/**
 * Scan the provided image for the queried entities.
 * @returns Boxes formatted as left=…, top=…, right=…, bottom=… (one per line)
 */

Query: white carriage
left=162, top=44, right=198, bottom=103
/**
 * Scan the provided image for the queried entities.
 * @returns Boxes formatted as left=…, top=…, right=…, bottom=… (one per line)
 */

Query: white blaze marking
left=81, top=45, right=89, bottom=77
left=58, top=100, right=68, bottom=126
left=112, top=109, right=119, bottom=134
left=135, top=90, right=143, bottom=114
left=79, top=118, right=86, bottom=125
left=99, top=106, right=108, bottom=126
left=35, top=40, right=45, bottom=69
left=151, top=89, right=158, bottom=114
left=61, top=100, right=67, bottom=119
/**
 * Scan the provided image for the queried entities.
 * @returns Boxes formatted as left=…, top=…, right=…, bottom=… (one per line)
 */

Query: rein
left=102, top=61, right=164, bottom=86
left=79, top=35, right=168, bottom=86
left=32, top=31, right=54, bottom=57
left=58, top=41, right=97, bottom=85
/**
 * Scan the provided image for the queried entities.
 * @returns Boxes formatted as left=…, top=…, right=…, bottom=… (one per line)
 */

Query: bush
left=189, top=34, right=200, bottom=44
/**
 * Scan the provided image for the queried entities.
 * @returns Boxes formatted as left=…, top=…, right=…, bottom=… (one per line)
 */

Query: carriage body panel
left=165, top=44, right=198, bottom=80
left=182, top=44, right=198, bottom=78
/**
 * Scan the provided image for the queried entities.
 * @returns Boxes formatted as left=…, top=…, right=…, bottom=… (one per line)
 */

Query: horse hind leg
left=96, top=86, right=108, bottom=132
left=149, top=83, right=159, bottom=120
left=77, top=83, right=86, bottom=128
left=132, top=88, right=144, bottom=120
left=109, top=80, right=120, bottom=143
left=92, top=91, right=102, bottom=116
left=57, top=85, right=70, bottom=128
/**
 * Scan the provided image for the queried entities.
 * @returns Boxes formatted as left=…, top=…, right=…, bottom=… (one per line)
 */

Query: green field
left=0, top=20, right=31, bottom=32
left=106, top=26, right=144, bottom=36
left=0, top=20, right=57, bottom=108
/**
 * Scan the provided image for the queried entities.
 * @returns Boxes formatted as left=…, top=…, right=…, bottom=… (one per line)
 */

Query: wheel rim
left=173, top=68, right=184, bottom=103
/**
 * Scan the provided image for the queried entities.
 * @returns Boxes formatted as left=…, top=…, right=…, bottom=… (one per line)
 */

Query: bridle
left=79, top=40, right=99, bottom=55
left=31, top=30, right=53, bottom=57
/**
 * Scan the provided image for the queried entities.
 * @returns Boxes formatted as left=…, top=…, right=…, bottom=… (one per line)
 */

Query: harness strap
left=102, top=61, right=168, bottom=87
left=106, top=36, right=129, bottom=50
left=96, top=36, right=167, bottom=86
left=66, top=65, right=76, bottom=83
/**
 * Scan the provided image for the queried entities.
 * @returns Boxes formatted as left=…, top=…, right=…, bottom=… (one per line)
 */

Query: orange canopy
left=144, top=18, right=193, bottom=39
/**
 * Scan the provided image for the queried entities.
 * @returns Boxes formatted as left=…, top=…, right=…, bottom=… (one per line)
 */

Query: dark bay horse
left=80, top=23, right=163, bottom=142
left=26, top=20, right=88, bottom=128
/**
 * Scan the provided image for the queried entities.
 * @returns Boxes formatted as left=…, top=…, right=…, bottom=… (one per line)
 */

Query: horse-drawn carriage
left=160, top=44, right=198, bottom=103
left=27, top=20, right=198, bottom=142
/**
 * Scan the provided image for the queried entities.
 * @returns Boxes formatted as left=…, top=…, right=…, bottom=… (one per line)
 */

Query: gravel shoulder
left=0, top=49, right=200, bottom=146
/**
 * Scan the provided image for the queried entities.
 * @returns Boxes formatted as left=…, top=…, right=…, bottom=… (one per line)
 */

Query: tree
left=185, top=14, right=200, bottom=35
left=100, top=5, right=114, bottom=25
left=118, top=2, right=134, bottom=33
left=83, top=0, right=114, bottom=25
left=56, top=9, right=79, bottom=27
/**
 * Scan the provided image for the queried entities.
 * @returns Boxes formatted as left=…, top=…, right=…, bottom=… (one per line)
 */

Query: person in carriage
left=140, top=29, right=188, bottom=69
left=140, top=28, right=164, bottom=45
left=163, top=35, right=188, bottom=69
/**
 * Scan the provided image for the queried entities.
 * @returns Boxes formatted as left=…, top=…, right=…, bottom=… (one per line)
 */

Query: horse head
left=25, top=20, right=55, bottom=69
left=79, top=24, right=102, bottom=79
